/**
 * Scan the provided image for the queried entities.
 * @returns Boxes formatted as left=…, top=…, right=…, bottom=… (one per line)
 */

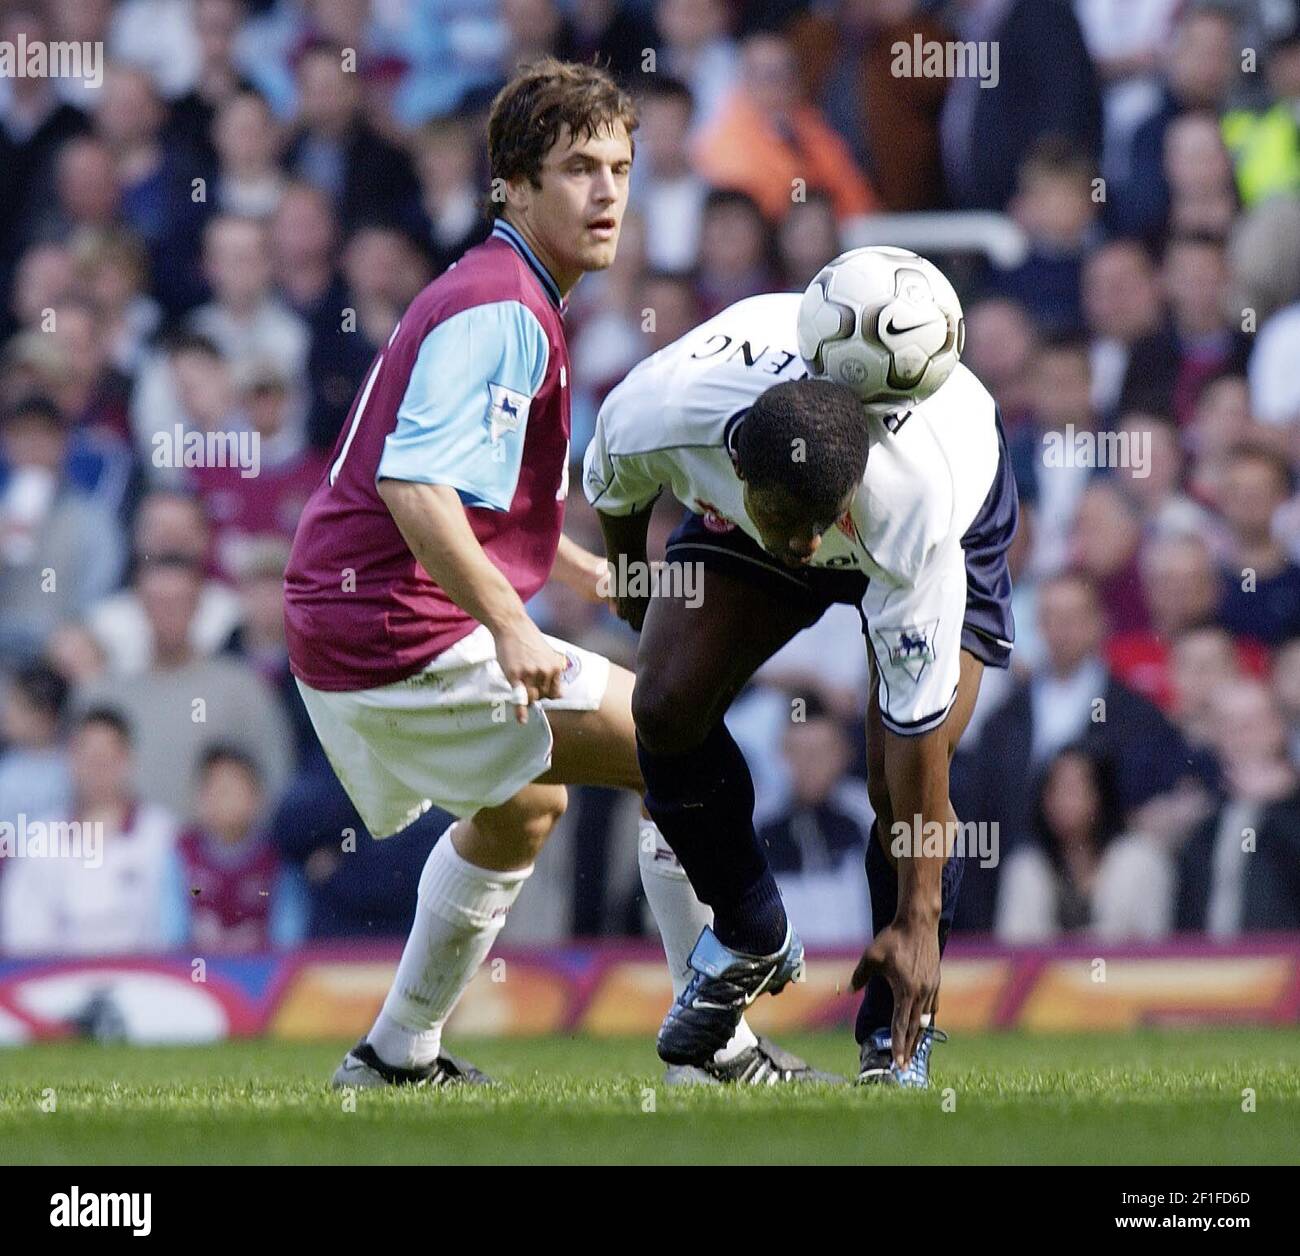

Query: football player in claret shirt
left=285, top=60, right=829, bottom=1088
left=585, top=286, right=1018, bottom=1085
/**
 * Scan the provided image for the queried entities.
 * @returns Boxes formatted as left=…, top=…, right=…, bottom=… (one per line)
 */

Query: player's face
left=743, top=482, right=853, bottom=568
left=513, top=123, right=632, bottom=291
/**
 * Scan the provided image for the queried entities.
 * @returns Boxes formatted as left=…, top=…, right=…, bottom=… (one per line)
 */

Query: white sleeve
left=582, top=402, right=665, bottom=516
left=862, top=539, right=967, bottom=736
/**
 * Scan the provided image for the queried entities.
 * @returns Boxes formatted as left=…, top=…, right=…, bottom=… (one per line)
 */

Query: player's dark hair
left=734, top=379, right=870, bottom=523
left=487, top=57, right=637, bottom=218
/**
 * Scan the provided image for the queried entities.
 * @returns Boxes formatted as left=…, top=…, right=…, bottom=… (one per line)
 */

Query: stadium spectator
left=1111, top=411, right=1211, bottom=541
left=1175, top=680, right=1300, bottom=933
left=971, top=571, right=1193, bottom=850
left=962, top=298, right=1039, bottom=428
left=188, top=359, right=328, bottom=583
left=1275, top=638, right=1300, bottom=764
left=995, top=745, right=1175, bottom=942
left=1107, top=0, right=1240, bottom=241
left=0, top=396, right=126, bottom=666
left=652, top=0, right=740, bottom=132
left=631, top=76, right=706, bottom=274
left=164, top=0, right=255, bottom=170
left=211, top=91, right=287, bottom=220
left=0, top=707, right=182, bottom=956
left=1118, top=234, right=1251, bottom=427
left=758, top=695, right=872, bottom=945
left=694, top=32, right=878, bottom=227
left=777, top=192, right=841, bottom=290
left=1214, top=444, right=1300, bottom=646
left=285, top=41, right=419, bottom=232
left=1081, top=239, right=1165, bottom=422
left=693, top=189, right=778, bottom=319
left=558, top=0, right=659, bottom=88
left=989, top=138, right=1102, bottom=334
left=1164, top=110, right=1239, bottom=238
left=789, top=0, right=952, bottom=211
left=78, top=555, right=291, bottom=816
left=1222, top=13, right=1300, bottom=207
left=939, top=0, right=1102, bottom=212
left=0, top=662, right=72, bottom=829
left=1074, top=0, right=1182, bottom=192
left=190, top=214, right=310, bottom=415
left=43, top=136, right=123, bottom=245
left=222, top=537, right=319, bottom=768
left=1067, top=480, right=1146, bottom=634
left=176, top=744, right=306, bottom=952
left=1010, top=333, right=1098, bottom=577
left=70, top=228, right=162, bottom=379
left=1186, top=372, right=1254, bottom=503
left=409, top=116, right=490, bottom=277
left=1107, top=533, right=1228, bottom=708
left=0, top=6, right=92, bottom=282
left=94, top=63, right=209, bottom=314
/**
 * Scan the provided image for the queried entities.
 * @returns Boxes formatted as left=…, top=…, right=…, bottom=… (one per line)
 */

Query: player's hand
left=492, top=617, right=567, bottom=723
left=850, top=917, right=941, bottom=1070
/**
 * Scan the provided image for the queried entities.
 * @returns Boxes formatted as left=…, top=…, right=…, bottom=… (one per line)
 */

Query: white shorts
left=297, top=623, right=611, bottom=838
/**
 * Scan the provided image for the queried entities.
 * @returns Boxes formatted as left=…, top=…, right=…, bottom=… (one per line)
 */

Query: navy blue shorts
left=664, top=415, right=1018, bottom=670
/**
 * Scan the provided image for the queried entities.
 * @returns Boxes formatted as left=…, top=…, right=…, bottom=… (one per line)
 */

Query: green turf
left=2, top=1028, right=1298, bottom=1165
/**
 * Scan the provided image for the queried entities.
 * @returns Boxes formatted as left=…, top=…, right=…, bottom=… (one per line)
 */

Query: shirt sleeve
left=862, top=539, right=967, bottom=737
left=377, top=300, right=550, bottom=512
left=582, top=398, right=665, bottom=516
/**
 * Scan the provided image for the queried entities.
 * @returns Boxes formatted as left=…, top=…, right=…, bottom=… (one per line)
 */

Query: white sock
left=368, top=824, right=531, bottom=1069
left=638, top=817, right=758, bottom=1063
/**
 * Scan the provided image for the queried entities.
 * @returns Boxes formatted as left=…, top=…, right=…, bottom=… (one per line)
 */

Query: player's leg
left=632, top=563, right=838, bottom=1066
left=539, top=663, right=832, bottom=1081
left=634, top=563, right=821, bottom=952
left=345, top=782, right=567, bottom=1085
left=856, top=647, right=983, bottom=1084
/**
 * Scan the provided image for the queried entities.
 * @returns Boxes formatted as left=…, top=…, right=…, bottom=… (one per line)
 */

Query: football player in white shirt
left=584, top=291, right=1018, bottom=1085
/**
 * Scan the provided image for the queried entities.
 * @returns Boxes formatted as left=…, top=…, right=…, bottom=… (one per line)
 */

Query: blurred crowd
left=1, top=0, right=1299, bottom=958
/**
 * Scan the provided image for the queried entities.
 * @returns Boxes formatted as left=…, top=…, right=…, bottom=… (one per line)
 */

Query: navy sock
left=637, top=723, right=788, bottom=955
left=855, top=822, right=965, bottom=1044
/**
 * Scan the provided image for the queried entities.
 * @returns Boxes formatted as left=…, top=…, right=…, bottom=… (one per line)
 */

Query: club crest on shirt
left=695, top=499, right=736, bottom=533
left=487, top=382, right=530, bottom=442
left=886, top=620, right=938, bottom=680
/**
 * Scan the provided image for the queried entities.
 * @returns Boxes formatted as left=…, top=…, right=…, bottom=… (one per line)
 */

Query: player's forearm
left=595, top=505, right=653, bottom=565
left=551, top=533, right=607, bottom=594
left=884, top=730, right=951, bottom=925
left=377, top=478, right=529, bottom=632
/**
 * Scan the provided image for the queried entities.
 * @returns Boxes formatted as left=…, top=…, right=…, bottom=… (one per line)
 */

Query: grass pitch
left=2, top=1028, right=1298, bottom=1165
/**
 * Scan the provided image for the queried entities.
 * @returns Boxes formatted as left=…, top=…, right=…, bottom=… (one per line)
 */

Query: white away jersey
left=583, top=292, right=1004, bottom=735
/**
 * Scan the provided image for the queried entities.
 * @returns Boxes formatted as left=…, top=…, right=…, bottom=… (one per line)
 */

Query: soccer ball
left=797, top=246, right=965, bottom=415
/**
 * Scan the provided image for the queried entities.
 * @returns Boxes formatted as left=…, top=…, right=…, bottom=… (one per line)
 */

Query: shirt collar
left=492, top=217, right=564, bottom=310
left=723, top=407, right=750, bottom=461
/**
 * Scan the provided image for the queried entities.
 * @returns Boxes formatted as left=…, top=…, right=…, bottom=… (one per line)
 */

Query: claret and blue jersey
left=284, top=218, right=572, bottom=692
